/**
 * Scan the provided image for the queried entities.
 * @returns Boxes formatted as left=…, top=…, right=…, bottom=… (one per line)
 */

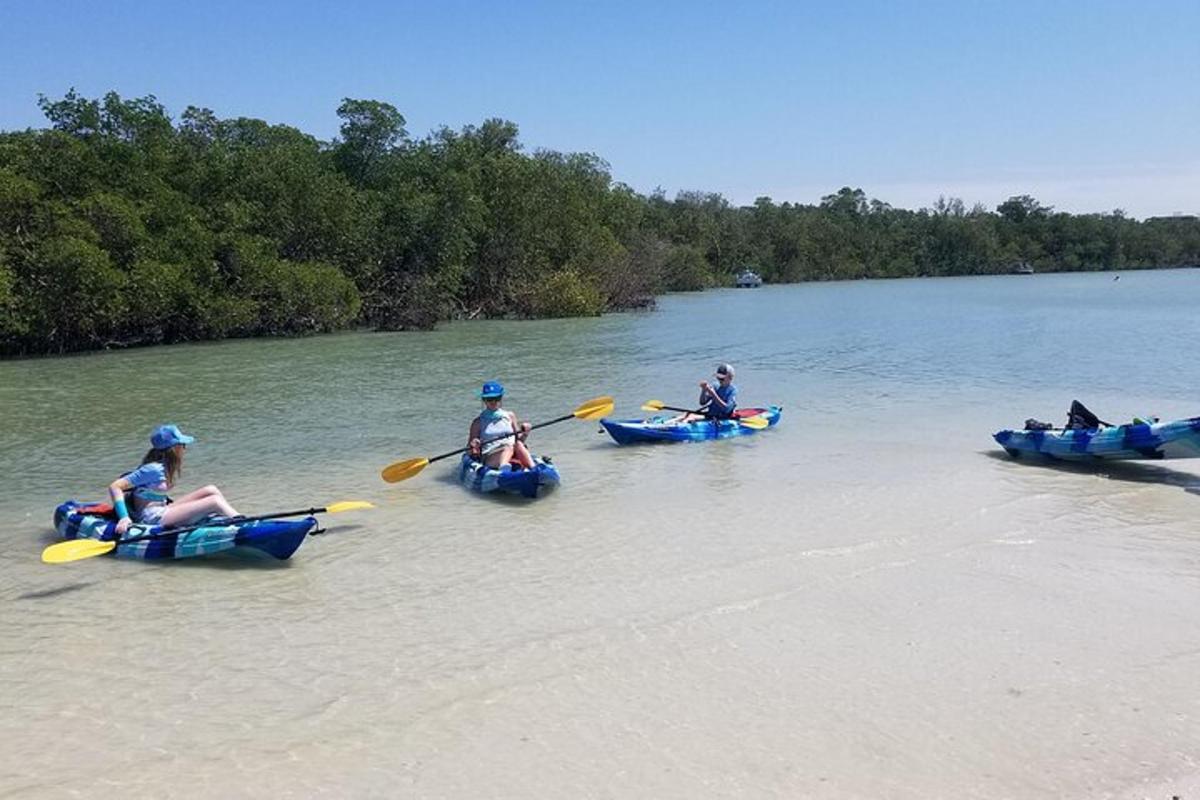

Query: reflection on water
left=2, top=269, right=1199, bottom=798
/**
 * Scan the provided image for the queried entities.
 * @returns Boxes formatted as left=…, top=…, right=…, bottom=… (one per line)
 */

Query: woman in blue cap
left=108, top=424, right=241, bottom=536
left=467, top=381, right=535, bottom=470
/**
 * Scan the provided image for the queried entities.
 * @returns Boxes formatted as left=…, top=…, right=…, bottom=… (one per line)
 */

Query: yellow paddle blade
left=641, top=399, right=666, bottom=412
left=325, top=500, right=376, bottom=513
left=381, top=457, right=430, bottom=483
left=738, top=416, right=770, bottom=430
left=573, top=395, right=614, bottom=420
left=42, top=538, right=117, bottom=564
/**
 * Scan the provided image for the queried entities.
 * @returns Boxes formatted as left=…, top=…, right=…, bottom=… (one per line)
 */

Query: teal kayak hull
left=54, top=501, right=316, bottom=560
left=994, top=416, right=1200, bottom=461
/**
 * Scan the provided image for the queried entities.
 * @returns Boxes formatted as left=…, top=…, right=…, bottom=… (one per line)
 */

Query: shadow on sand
left=17, top=582, right=96, bottom=600
left=983, top=450, right=1200, bottom=494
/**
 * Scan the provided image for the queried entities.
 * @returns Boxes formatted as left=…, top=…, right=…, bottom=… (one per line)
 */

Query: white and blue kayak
left=457, top=454, right=560, bottom=499
left=994, top=416, right=1200, bottom=461
left=600, top=406, right=782, bottom=445
left=54, top=501, right=316, bottom=560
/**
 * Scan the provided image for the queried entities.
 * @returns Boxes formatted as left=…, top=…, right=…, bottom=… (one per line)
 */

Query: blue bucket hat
left=478, top=380, right=504, bottom=399
left=151, top=423, right=195, bottom=449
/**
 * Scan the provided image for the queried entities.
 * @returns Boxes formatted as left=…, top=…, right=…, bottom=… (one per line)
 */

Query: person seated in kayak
left=673, top=363, right=738, bottom=424
left=468, top=381, right=535, bottom=470
left=108, top=424, right=241, bottom=536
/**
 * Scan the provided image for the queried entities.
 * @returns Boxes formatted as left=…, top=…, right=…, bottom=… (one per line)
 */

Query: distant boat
left=735, top=269, right=763, bottom=288
left=1012, top=261, right=1035, bottom=275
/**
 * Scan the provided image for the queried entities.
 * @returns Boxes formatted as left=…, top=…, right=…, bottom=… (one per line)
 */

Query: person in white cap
left=108, top=424, right=241, bottom=536
left=673, top=363, right=738, bottom=424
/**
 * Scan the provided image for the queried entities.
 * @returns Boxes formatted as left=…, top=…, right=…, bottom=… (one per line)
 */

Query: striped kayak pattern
left=457, top=454, right=560, bottom=499
left=994, top=416, right=1200, bottom=461
left=53, top=501, right=317, bottom=560
left=600, top=406, right=782, bottom=445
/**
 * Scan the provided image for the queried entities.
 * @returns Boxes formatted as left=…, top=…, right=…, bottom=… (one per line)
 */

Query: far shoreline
left=2, top=265, right=1192, bottom=363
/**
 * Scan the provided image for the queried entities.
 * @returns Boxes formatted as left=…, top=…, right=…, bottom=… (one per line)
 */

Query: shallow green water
left=2, top=269, right=1198, bottom=798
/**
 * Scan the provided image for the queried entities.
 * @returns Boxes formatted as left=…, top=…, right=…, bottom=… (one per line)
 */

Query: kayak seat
left=76, top=502, right=116, bottom=518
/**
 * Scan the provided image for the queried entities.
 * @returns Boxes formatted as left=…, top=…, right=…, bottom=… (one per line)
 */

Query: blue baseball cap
left=151, top=424, right=195, bottom=449
left=478, top=381, right=504, bottom=399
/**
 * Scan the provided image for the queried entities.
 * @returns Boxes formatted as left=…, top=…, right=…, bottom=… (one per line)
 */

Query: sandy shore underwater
left=2, top=271, right=1198, bottom=797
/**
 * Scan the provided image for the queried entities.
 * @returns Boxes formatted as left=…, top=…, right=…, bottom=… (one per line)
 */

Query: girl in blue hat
left=108, top=424, right=241, bottom=536
left=467, top=382, right=535, bottom=470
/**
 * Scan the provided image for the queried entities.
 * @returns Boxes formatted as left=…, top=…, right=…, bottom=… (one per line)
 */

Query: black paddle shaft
left=427, top=412, right=575, bottom=465
left=654, top=404, right=720, bottom=417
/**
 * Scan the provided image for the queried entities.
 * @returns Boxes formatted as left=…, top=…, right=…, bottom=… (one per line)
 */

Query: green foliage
left=371, top=273, right=452, bottom=331
left=18, top=236, right=127, bottom=353
left=0, top=252, right=25, bottom=342
left=997, top=195, right=1051, bottom=224
left=1, top=90, right=1198, bottom=357
left=0, top=167, right=42, bottom=233
left=334, top=98, right=407, bottom=187
left=526, top=270, right=605, bottom=318
left=79, top=192, right=146, bottom=267
left=663, top=244, right=713, bottom=291
left=241, top=258, right=361, bottom=334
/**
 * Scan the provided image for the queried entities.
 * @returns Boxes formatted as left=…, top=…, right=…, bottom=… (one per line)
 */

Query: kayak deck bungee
left=457, top=454, right=560, bottom=499
left=600, top=406, right=782, bottom=445
left=53, top=501, right=317, bottom=560
left=994, top=416, right=1200, bottom=461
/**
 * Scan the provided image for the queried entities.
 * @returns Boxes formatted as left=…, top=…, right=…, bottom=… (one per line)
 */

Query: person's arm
left=469, top=418, right=482, bottom=456
left=707, top=387, right=733, bottom=411
left=512, top=412, right=531, bottom=440
left=109, top=476, right=134, bottom=535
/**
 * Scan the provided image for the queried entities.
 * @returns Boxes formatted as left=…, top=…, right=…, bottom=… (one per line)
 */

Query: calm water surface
left=2, top=269, right=1199, bottom=798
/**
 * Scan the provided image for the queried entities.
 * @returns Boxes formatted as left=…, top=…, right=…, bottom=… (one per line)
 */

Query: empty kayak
left=600, top=406, right=782, bottom=445
left=994, top=416, right=1200, bottom=461
left=53, top=501, right=317, bottom=560
left=458, top=454, right=560, bottom=499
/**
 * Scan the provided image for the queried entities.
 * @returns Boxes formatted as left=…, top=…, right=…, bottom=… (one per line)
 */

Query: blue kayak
left=457, top=454, right=560, bottom=499
left=994, top=416, right=1200, bottom=461
left=600, top=406, right=783, bottom=445
left=54, top=501, right=317, bottom=560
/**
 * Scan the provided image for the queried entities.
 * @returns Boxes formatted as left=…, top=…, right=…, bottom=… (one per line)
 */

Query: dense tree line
left=1, top=91, right=1197, bottom=356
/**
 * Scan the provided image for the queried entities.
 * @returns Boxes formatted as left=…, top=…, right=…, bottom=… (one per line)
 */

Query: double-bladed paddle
left=640, top=400, right=769, bottom=429
left=381, top=395, right=614, bottom=483
left=41, top=500, right=376, bottom=564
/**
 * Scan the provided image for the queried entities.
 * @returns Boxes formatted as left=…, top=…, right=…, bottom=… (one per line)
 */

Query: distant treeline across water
left=2, top=90, right=1197, bottom=356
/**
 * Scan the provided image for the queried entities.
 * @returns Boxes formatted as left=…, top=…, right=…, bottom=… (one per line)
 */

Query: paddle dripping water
left=1, top=269, right=1199, bottom=798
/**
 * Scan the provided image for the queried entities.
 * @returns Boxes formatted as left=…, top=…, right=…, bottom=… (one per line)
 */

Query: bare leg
left=160, top=495, right=240, bottom=527
left=513, top=440, right=535, bottom=469
left=173, top=484, right=223, bottom=504
left=484, top=446, right=514, bottom=469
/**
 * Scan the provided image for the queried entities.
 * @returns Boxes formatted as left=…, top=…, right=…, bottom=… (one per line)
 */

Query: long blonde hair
left=141, top=446, right=183, bottom=487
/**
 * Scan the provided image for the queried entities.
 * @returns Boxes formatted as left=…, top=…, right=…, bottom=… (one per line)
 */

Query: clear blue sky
left=2, top=0, right=1196, bottom=217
